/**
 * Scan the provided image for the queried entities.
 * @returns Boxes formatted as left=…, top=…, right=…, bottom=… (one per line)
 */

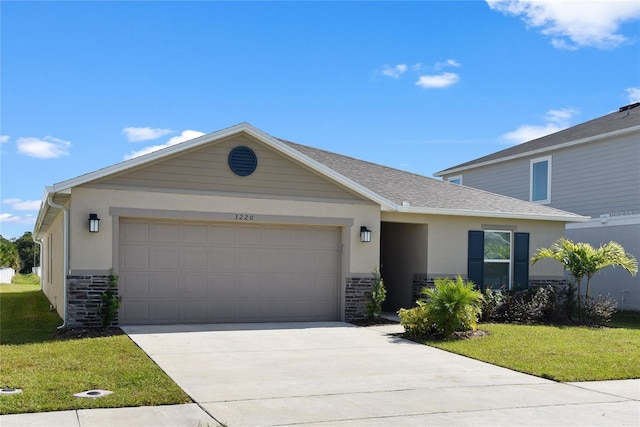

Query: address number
left=235, top=214, right=254, bottom=221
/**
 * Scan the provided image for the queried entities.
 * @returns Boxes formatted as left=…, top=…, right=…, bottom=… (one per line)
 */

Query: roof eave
left=395, top=205, right=590, bottom=223
left=434, top=124, right=640, bottom=177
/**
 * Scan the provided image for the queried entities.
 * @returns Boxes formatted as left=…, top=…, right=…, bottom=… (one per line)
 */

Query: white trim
left=434, top=125, right=640, bottom=177
left=530, top=155, right=551, bottom=204
left=392, top=204, right=588, bottom=222
left=567, top=214, right=640, bottom=229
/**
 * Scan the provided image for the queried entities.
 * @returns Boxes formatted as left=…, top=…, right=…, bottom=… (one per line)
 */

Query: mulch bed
left=55, top=327, right=125, bottom=341
left=349, top=317, right=400, bottom=327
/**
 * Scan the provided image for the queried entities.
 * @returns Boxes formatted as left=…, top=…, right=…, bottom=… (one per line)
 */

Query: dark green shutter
left=513, top=232, right=529, bottom=291
left=468, top=230, right=484, bottom=290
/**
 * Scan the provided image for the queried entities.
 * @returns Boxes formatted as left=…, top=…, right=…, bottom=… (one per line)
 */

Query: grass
left=0, top=278, right=191, bottom=415
left=420, top=314, right=640, bottom=382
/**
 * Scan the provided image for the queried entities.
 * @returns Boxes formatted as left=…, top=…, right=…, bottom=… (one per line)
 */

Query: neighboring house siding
left=550, top=134, right=639, bottom=217
left=93, top=135, right=362, bottom=202
left=444, top=134, right=639, bottom=218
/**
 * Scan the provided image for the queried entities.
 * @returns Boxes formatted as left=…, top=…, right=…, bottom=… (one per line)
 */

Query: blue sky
left=1, top=0, right=639, bottom=239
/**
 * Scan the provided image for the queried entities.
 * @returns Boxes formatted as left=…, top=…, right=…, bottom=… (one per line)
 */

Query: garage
left=118, top=218, right=341, bottom=324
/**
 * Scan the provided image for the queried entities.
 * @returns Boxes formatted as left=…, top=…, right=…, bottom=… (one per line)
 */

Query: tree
left=14, top=232, right=40, bottom=274
left=531, top=238, right=638, bottom=319
left=0, top=239, right=20, bottom=271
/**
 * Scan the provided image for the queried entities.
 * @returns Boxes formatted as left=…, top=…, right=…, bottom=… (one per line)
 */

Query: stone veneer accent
left=67, top=273, right=119, bottom=328
left=345, top=275, right=373, bottom=321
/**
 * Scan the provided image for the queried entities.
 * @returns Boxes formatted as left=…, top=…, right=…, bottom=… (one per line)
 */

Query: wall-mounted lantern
left=360, top=226, right=372, bottom=243
left=88, top=213, right=101, bottom=233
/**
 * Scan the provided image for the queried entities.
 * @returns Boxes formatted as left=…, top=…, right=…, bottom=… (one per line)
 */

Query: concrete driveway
left=123, top=322, right=639, bottom=426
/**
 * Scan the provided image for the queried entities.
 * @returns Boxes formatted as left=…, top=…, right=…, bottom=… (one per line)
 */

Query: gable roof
left=435, top=102, right=640, bottom=176
left=34, top=123, right=587, bottom=236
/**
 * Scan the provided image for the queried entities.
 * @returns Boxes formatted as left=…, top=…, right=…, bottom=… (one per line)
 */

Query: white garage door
left=118, top=219, right=341, bottom=325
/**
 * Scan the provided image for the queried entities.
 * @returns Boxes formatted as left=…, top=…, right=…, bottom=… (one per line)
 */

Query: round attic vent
left=228, top=146, right=258, bottom=177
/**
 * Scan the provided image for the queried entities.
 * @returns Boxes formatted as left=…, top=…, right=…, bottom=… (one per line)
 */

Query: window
left=468, top=230, right=529, bottom=291
left=483, top=231, right=511, bottom=290
left=530, top=156, right=551, bottom=203
left=447, top=175, right=462, bottom=185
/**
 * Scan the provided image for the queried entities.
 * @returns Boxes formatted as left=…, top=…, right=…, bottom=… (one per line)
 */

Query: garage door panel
left=121, top=301, right=150, bottom=323
left=120, top=219, right=340, bottom=324
left=152, top=301, right=179, bottom=323
left=182, top=249, right=208, bottom=270
left=120, top=273, right=150, bottom=297
left=181, top=273, right=208, bottom=297
left=182, top=300, right=208, bottom=322
left=121, top=246, right=150, bottom=270
left=152, top=247, right=180, bottom=270
left=154, top=273, right=179, bottom=297
left=152, top=223, right=180, bottom=243
left=182, top=224, right=208, bottom=244
left=209, top=248, right=236, bottom=271
left=122, top=222, right=150, bottom=242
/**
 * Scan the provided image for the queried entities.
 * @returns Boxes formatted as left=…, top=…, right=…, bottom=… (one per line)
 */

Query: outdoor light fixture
left=88, top=213, right=100, bottom=233
left=360, top=226, right=372, bottom=243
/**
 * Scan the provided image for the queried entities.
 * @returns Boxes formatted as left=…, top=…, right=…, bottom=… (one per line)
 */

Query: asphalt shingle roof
left=436, top=102, right=640, bottom=175
left=281, top=140, right=585, bottom=220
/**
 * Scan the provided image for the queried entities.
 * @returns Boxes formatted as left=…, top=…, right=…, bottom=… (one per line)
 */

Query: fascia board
left=395, top=205, right=590, bottom=223
left=434, top=125, right=640, bottom=177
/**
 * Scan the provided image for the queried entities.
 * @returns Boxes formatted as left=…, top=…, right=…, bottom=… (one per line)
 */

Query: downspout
left=34, top=238, right=43, bottom=291
left=47, top=196, right=69, bottom=330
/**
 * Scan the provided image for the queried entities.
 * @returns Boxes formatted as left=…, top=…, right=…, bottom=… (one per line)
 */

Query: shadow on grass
left=0, top=287, right=62, bottom=345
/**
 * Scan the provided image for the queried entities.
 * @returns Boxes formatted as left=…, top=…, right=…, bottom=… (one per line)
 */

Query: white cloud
left=626, top=87, right=640, bottom=103
left=122, top=126, right=174, bottom=142
left=487, top=0, right=640, bottom=49
left=381, top=64, right=408, bottom=78
left=0, top=135, right=9, bottom=143
left=435, top=59, right=461, bottom=70
left=16, top=136, right=71, bottom=159
left=0, top=212, right=35, bottom=225
left=501, top=108, right=578, bottom=144
left=415, top=72, right=460, bottom=89
left=124, top=129, right=206, bottom=160
left=3, top=199, right=41, bottom=211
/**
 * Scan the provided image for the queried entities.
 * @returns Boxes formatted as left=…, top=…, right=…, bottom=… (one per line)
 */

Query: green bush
left=99, top=271, right=121, bottom=328
left=399, top=276, right=484, bottom=338
left=366, top=266, right=387, bottom=320
left=490, top=285, right=557, bottom=324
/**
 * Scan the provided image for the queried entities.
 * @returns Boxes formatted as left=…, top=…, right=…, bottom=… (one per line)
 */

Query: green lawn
left=0, top=279, right=191, bottom=415
left=421, top=316, right=640, bottom=382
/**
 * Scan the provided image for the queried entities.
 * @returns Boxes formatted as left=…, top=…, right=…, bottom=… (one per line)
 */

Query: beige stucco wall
left=69, top=186, right=381, bottom=275
left=381, top=211, right=566, bottom=278
left=41, top=207, right=66, bottom=320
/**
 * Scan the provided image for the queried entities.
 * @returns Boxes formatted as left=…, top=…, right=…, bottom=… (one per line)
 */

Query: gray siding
left=443, top=132, right=640, bottom=218
left=91, top=135, right=363, bottom=202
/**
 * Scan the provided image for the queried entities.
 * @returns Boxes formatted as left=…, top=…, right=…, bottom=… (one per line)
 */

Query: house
left=33, top=123, right=587, bottom=327
left=436, top=103, right=640, bottom=310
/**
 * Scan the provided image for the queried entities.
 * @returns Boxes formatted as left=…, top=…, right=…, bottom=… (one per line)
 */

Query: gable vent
left=228, top=146, right=258, bottom=176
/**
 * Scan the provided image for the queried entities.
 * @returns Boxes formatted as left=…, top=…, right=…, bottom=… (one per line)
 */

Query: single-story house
left=33, top=123, right=588, bottom=327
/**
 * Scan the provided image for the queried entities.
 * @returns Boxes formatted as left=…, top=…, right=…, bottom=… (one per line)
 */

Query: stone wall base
left=345, top=275, right=373, bottom=321
left=67, top=274, right=119, bottom=328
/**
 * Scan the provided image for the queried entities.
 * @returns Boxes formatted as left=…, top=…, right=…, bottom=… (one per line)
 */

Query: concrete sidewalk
left=2, top=322, right=638, bottom=426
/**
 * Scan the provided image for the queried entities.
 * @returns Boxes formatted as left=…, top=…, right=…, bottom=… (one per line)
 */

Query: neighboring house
left=436, top=103, right=640, bottom=310
left=33, top=123, right=587, bottom=327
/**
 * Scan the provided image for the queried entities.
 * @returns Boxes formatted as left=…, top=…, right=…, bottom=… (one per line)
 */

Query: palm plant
left=531, top=238, right=638, bottom=320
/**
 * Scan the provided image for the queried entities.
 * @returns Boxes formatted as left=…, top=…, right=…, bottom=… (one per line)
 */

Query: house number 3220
left=235, top=214, right=254, bottom=221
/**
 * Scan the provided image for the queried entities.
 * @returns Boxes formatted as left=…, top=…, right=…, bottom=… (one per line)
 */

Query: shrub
left=487, top=285, right=557, bottom=324
left=582, top=294, right=617, bottom=324
left=366, top=266, right=387, bottom=320
left=398, top=303, right=436, bottom=337
left=99, top=270, right=121, bottom=328
left=420, top=276, right=484, bottom=338
left=480, top=288, right=504, bottom=322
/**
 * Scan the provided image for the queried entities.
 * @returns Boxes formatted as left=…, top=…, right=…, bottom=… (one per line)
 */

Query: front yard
left=422, top=319, right=640, bottom=382
left=0, top=278, right=191, bottom=415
